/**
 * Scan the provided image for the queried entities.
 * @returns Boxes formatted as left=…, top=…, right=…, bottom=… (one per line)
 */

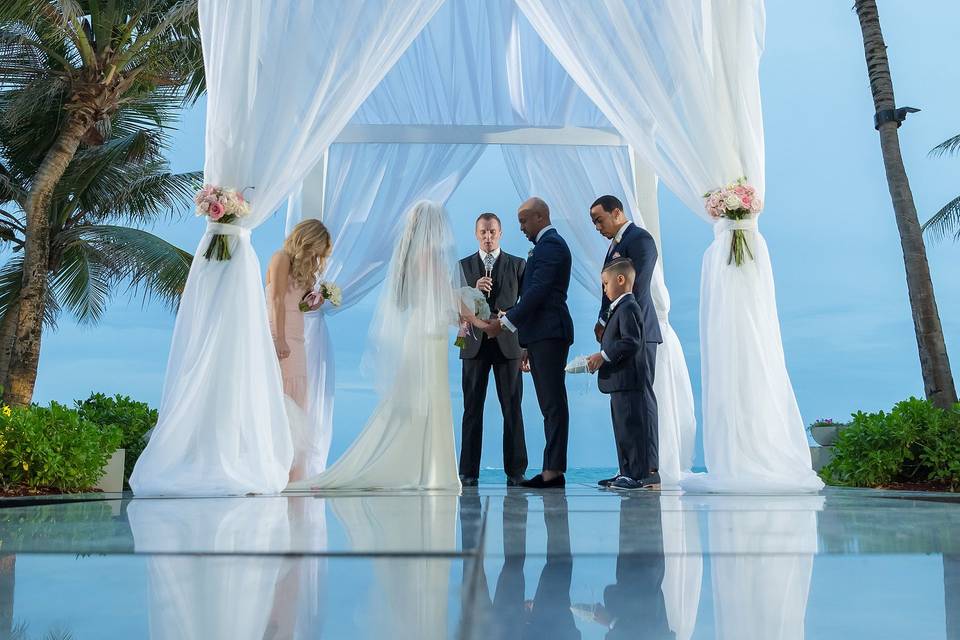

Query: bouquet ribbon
left=712, top=217, right=758, bottom=236
left=206, top=223, right=251, bottom=238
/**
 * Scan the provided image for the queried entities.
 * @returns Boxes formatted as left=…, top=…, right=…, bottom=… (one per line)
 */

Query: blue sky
left=32, top=1, right=960, bottom=469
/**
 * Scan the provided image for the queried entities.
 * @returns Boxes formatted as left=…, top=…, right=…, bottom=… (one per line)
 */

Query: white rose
left=724, top=194, right=741, bottom=210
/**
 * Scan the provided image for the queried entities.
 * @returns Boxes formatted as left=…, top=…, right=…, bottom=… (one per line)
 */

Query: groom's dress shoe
left=506, top=475, right=526, bottom=487
left=597, top=475, right=621, bottom=488
left=608, top=476, right=643, bottom=490
left=519, top=473, right=565, bottom=489
left=640, top=471, right=661, bottom=489
left=459, top=475, right=479, bottom=487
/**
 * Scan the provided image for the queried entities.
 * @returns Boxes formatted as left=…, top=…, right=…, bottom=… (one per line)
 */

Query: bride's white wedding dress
left=287, top=200, right=461, bottom=492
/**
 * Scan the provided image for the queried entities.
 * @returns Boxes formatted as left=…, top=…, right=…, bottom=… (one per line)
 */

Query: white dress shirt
left=600, top=293, right=631, bottom=362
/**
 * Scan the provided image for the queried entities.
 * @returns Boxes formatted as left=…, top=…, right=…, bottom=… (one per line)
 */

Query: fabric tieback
left=712, top=217, right=758, bottom=237
left=206, top=222, right=252, bottom=238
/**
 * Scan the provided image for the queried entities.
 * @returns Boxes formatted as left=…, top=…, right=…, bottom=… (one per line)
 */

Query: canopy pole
left=628, top=145, right=662, bottom=256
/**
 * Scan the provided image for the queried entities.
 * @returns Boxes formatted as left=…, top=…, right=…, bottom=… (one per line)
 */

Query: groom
left=590, top=195, right=662, bottom=488
left=485, top=197, right=574, bottom=489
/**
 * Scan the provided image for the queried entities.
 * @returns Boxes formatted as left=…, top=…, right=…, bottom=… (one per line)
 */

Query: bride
left=287, top=200, right=479, bottom=492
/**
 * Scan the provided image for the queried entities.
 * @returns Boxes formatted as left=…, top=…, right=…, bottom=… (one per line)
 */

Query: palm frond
left=49, top=242, right=111, bottom=325
left=922, top=194, right=960, bottom=243
left=930, top=134, right=960, bottom=158
left=0, top=257, right=60, bottom=328
left=61, top=224, right=192, bottom=311
left=71, top=165, right=200, bottom=226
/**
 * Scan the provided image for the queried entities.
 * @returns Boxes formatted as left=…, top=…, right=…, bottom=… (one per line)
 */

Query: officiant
left=458, top=212, right=528, bottom=487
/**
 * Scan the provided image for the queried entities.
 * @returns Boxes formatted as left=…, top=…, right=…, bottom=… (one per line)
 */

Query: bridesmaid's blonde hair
left=283, top=219, right=332, bottom=289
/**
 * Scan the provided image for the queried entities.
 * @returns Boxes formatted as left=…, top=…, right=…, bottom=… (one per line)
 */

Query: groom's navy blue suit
left=505, top=227, right=574, bottom=472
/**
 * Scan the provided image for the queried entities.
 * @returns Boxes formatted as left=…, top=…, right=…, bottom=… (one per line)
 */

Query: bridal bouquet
left=703, top=177, right=762, bottom=266
left=455, top=287, right=492, bottom=349
left=194, top=184, right=251, bottom=261
left=299, top=281, right=343, bottom=312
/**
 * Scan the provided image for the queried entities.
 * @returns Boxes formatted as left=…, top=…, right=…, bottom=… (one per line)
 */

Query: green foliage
left=821, top=397, right=960, bottom=490
left=76, top=393, right=157, bottom=486
left=0, top=402, right=120, bottom=492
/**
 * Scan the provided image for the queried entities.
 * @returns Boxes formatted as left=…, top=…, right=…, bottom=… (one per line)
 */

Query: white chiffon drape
left=284, top=143, right=484, bottom=477
left=502, top=144, right=697, bottom=486
left=130, top=0, right=444, bottom=495
left=517, top=0, right=822, bottom=492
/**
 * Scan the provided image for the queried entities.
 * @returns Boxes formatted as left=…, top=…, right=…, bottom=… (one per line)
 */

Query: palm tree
left=0, top=125, right=197, bottom=386
left=923, top=133, right=960, bottom=242
left=0, top=0, right=202, bottom=405
left=853, top=0, right=957, bottom=409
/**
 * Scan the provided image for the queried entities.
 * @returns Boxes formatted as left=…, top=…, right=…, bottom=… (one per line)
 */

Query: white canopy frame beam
left=334, top=124, right=627, bottom=146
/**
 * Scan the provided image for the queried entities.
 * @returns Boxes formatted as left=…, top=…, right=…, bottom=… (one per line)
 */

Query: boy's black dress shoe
left=608, top=476, right=643, bottom=490
left=459, top=475, right=479, bottom=487
left=519, top=473, right=565, bottom=489
left=506, top=475, right=526, bottom=487
left=597, top=475, right=621, bottom=488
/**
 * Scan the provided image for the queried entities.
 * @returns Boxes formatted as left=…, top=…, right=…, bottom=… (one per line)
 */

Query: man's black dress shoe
left=506, top=475, right=526, bottom=487
left=519, top=473, right=565, bottom=489
left=598, top=475, right=621, bottom=488
left=459, top=475, right=479, bottom=487
left=640, top=471, right=661, bottom=489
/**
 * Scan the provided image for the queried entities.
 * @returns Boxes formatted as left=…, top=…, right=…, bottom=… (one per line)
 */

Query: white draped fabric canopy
left=133, top=0, right=821, bottom=495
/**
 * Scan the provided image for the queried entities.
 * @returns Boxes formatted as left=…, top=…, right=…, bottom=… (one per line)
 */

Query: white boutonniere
left=612, top=252, right=621, bottom=259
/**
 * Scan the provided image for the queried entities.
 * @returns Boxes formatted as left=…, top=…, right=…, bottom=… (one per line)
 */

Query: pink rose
left=734, top=186, right=748, bottom=197
left=208, top=201, right=225, bottom=220
left=741, top=195, right=752, bottom=207
left=750, top=198, right=762, bottom=212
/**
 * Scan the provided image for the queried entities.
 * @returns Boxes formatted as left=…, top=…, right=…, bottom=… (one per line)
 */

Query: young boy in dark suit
left=587, top=258, right=659, bottom=490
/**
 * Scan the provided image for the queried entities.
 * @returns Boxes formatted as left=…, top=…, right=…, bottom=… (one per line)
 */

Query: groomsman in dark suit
left=459, top=213, right=528, bottom=487
left=485, top=197, right=574, bottom=489
left=589, top=195, right=662, bottom=488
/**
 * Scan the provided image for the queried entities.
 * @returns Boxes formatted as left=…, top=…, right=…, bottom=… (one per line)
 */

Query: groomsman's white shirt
left=599, top=220, right=634, bottom=327
left=500, top=226, right=553, bottom=333
left=600, top=292, right=631, bottom=362
left=479, top=247, right=501, bottom=265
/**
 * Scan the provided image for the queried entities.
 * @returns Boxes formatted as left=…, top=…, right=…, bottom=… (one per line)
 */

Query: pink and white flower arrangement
left=194, top=184, right=252, bottom=260
left=703, top=177, right=762, bottom=266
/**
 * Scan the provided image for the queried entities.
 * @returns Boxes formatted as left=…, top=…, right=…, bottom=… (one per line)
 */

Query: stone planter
left=95, top=448, right=125, bottom=493
left=810, top=424, right=841, bottom=447
left=809, top=445, right=834, bottom=472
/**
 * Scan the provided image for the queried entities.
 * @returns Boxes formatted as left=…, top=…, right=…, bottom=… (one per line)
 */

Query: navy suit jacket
left=598, top=294, right=646, bottom=394
left=505, top=228, right=574, bottom=348
left=599, top=223, right=663, bottom=344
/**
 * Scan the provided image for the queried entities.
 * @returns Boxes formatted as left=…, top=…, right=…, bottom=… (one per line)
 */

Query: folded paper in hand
left=565, top=354, right=591, bottom=374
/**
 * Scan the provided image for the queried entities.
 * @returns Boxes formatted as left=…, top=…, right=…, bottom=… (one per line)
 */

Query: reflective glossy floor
left=0, top=477, right=958, bottom=639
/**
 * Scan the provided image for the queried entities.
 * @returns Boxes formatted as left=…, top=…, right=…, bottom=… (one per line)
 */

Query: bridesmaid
left=265, top=219, right=332, bottom=481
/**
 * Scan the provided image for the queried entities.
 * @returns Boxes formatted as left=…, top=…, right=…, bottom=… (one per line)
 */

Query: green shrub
left=76, top=393, right=158, bottom=486
left=821, top=397, right=960, bottom=490
left=0, top=402, right=121, bottom=492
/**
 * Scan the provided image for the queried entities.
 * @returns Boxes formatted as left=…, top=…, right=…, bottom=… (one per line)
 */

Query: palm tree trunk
left=854, top=0, right=957, bottom=409
left=5, top=114, right=91, bottom=406
left=0, top=298, right=20, bottom=392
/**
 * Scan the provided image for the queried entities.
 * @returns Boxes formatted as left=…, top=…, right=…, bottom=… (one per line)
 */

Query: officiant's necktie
left=483, top=253, right=495, bottom=275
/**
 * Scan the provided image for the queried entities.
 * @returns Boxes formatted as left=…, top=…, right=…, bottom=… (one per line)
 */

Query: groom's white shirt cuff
left=601, top=350, right=610, bottom=362
left=500, top=315, right=517, bottom=333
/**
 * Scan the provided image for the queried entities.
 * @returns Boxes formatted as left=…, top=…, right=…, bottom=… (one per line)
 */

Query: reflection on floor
left=0, top=481, right=959, bottom=639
